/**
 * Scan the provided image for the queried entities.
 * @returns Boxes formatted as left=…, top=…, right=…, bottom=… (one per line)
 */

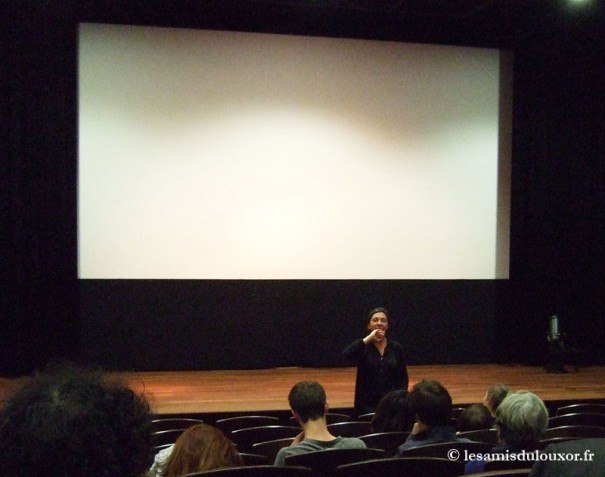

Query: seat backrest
left=153, top=443, right=173, bottom=454
left=182, top=465, right=313, bottom=477
left=152, top=428, right=186, bottom=447
left=287, top=413, right=351, bottom=427
left=540, top=425, right=605, bottom=439
left=326, top=413, right=352, bottom=424
left=151, top=418, right=204, bottom=432
left=215, top=416, right=281, bottom=434
left=285, top=448, right=385, bottom=476
left=536, top=436, right=582, bottom=450
left=251, top=437, right=295, bottom=463
left=239, top=452, right=270, bottom=466
left=398, top=440, right=493, bottom=458
left=230, top=426, right=300, bottom=452
left=556, top=403, right=605, bottom=416
left=326, top=421, right=373, bottom=437
left=457, top=428, right=500, bottom=445
left=483, top=458, right=536, bottom=471
left=357, top=431, right=410, bottom=456
left=356, top=412, right=375, bottom=422
left=334, top=456, right=466, bottom=477
left=456, top=469, right=531, bottom=477
left=548, top=413, right=605, bottom=428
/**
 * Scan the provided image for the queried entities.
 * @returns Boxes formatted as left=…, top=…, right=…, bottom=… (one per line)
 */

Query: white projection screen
left=78, top=23, right=511, bottom=280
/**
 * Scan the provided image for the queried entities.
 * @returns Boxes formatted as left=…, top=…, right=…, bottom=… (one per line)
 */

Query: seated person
left=397, top=379, right=471, bottom=453
left=274, top=381, right=366, bottom=466
left=149, top=423, right=243, bottom=477
left=529, top=438, right=605, bottom=477
left=483, top=383, right=510, bottom=417
left=371, top=389, right=414, bottom=433
left=457, top=403, right=494, bottom=432
left=0, top=363, right=152, bottom=477
left=465, top=390, right=549, bottom=474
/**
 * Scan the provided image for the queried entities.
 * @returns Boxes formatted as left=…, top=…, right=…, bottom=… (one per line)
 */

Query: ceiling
left=27, top=0, right=604, bottom=49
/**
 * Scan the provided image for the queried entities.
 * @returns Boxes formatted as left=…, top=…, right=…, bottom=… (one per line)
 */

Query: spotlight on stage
left=544, top=314, right=581, bottom=373
left=549, top=314, right=560, bottom=342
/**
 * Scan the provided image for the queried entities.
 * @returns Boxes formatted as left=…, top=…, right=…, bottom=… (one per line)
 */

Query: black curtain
left=1, top=3, right=79, bottom=376
left=2, top=1, right=604, bottom=376
left=507, top=13, right=605, bottom=365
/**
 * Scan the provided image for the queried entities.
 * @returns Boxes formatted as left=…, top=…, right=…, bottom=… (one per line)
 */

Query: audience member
left=343, top=307, right=409, bottom=415
left=483, top=383, right=510, bottom=417
left=149, top=423, right=243, bottom=477
left=457, top=403, right=494, bottom=432
left=274, top=381, right=366, bottom=465
left=0, top=362, right=152, bottom=477
left=465, top=390, right=549, bottom=474
left=371, top=389, right=414, bottom=433
left=529, top=438, right=605, bottom=477
left=397, top=379, right=471, bottom=453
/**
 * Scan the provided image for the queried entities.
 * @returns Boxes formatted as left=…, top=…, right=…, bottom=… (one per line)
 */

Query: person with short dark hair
left=0, top=363, right=152, bottom=477
left=396, top=379, right=471, bottom=453
left=274, top=381, right=366, bottom=466
left=371, top=389, right=414, bottom=433
left=457, top=403, right=494, bottom=432
left=343, top=307, right=409, bottom=415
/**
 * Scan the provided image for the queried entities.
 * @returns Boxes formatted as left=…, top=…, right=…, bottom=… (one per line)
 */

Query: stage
left=3, top=364, right=605, bottom=419
left=114, top=364, right=605, bottom=417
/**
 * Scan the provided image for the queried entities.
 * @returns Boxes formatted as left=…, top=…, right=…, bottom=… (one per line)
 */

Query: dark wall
left=2, top=0, right=604, bottom=376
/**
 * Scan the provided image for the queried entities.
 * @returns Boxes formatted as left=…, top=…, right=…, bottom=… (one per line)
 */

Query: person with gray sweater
left=274, top=381, right=366, bottom=466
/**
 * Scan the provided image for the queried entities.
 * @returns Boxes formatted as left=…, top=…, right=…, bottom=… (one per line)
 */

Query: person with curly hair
left=0, top=362, right=152, bottom=477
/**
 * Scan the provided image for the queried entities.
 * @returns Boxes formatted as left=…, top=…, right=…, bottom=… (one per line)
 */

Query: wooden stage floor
left=3, top=364, right=605, bottom=417
left=122, top=364, right=605, bottom=416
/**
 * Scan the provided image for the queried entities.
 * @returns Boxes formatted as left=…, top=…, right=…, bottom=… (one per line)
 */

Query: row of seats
left=149, top=402, right=605, bottom=475
left=451, top=403, right=605, bottom=419
left=186, top=433, right=605, bottom=476
left=555, top=403, right=605, bottom=416
left=176, top=455, right=534, bottom=477
left=151, top=421, right=605, bottom=469
left=151, top=402, right=605, bottom=434
left=152, top=416, right=605, bottom=449
left=151, top=418, right=373, bottom=449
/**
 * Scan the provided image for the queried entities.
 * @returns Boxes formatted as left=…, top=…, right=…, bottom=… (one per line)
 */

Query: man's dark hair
left=0, top=362, right=152, bottom=477
left=408, top=379, right=452, bottom=427
left=288, top=381, right=327, bottom=423
left=371, top=389, right=413, bottom=433
left=457, top=403, right=494, bottom=432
